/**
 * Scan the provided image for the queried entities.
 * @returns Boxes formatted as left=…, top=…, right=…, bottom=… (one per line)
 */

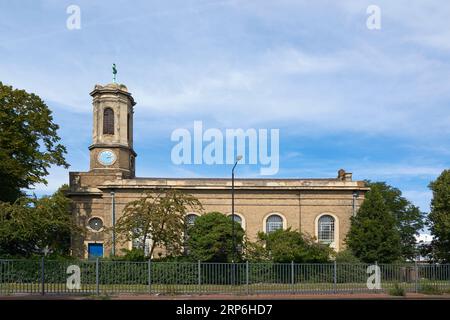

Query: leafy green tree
left=427, top=169, right=450, bottom=262
left=366, top=181, right=425, bottom=260
left=334, top=249, right=361, bottom=264
left=246, top=228, right=332, bottom=263
left=0, top=82, right=68, bottom=203
left=187, top=212, right=245, bottom=262
left=0, top=185, right=80, bottom=257
left=346, top=188, right=402, bottom=263
left=114, top=189, right=203, bottom=258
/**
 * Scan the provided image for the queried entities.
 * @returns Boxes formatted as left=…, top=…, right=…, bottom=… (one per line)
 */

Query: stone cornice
left=90, top=83, right=136, bottom=106
left=88, top=143, right=137, bottom=157
left=93, top=177, right=369, bottom=191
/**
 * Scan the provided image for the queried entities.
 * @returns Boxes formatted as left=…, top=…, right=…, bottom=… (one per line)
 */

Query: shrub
left=335, top=249, right=361, bottom=263
left=187, top=212, right=245, bottom=262
left=418, top=281, right=442, bottom=295
left=109, top=248, right=146, bottom=262
left=389, top=283, right=406, bottom=296
left=249, top=228, right=332, bottom=264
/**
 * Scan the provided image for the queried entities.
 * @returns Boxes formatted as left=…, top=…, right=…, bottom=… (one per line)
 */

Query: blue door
left=88, top=243, right=103, bottom=259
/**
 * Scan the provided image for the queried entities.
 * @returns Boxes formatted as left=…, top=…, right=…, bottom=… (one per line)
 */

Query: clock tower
left=88, top=83, right=136, bottom=178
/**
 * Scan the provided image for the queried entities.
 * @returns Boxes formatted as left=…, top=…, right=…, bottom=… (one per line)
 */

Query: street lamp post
left=231, top=155, right=243, bottom=262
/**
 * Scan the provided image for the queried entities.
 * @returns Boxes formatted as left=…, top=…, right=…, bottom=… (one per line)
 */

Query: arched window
left=266, top=214, right=283, bottom=233
left=131, top=228, right=151, bottom=256
left=103, top=108, right=114, bottom=134
left=185, top=214, right=198, bottom=227
left=318, top=215, right=335, bottom=244
left=184, top=214, right=199, bottom=254
left=229, top=214, right=242, bottom=226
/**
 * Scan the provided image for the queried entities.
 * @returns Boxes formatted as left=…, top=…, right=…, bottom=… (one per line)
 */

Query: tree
left=0, top=185, right=80, bottom=257
left=0, top=82, right=68, bottom=203
left=334, top=249, right=361, bottom=264
left=186, top=212, right=245, bottom=262
left=246, top=228, right=332, bottom=263
left=346, top=188, right=402, bottom=263
left=114, top=189, right=203, bottom=258
left=427, top=169, right=450, bottom=262
left=366, top=181, right=425, bottom=260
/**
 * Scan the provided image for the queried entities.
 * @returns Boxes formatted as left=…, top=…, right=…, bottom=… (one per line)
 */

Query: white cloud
left=402, top=190, right=432, bottom=212
left=353, top=165, right=445, bottom=178
left=28, top=166, right=70, bottom=197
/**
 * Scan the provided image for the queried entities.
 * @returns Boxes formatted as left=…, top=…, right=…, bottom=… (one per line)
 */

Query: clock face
left=98, top=150, right=116, bottom=166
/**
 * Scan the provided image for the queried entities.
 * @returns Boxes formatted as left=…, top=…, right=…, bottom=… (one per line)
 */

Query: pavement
left=1, top=292, right=450, bottom=300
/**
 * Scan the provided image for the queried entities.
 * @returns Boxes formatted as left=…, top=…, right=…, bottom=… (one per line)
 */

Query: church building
left=68, top=82, right=368, bottom=259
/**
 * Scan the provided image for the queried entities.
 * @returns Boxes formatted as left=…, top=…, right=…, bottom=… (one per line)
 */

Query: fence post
left=148, top=259, right=152, bottom=294
left=333, top=260, right=337, bottom=294
left=95, top=258, right=100, bottom=296
left=291, top=261, right=294, bottom=294
left=198, top=261, right=201, bottom=294
left=246, top=261, right=249, bottom=295
left=41, top=256, right=45, bottom=296
left=414, top=260, right=418, bottom=293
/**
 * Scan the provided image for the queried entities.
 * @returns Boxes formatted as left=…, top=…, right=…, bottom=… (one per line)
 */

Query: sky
left=1, top=0, right=449, bottom=216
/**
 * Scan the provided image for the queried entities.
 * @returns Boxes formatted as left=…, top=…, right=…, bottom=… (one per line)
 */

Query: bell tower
left=88, top=83, right=136, bottom=178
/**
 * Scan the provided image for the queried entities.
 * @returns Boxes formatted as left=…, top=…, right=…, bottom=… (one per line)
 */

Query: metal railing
left=1, top=259, right=449, bottom=296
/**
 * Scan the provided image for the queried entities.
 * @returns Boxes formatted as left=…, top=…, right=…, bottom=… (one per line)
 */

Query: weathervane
left=112, top=63, right=117, bottom=83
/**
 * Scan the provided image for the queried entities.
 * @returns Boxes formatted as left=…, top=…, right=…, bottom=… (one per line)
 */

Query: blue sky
left=1, top=0, right=450, bottom=214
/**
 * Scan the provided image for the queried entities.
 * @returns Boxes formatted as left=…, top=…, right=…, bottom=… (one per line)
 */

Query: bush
left=335, top=249, right=361, bottom=263
left=248, top=228, right=332, bottom=263
left=109, top=248, right=146, bottom=262
left=187, top=212, right=245, bottom=262
left=418, top=281, right=442, bottom=295
left=389, top=283, right=406, bottom=296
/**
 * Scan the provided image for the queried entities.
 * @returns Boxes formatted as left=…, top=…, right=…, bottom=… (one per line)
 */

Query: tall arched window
left=103, top=108, right=114, bottom=134
left=318, top=215, right=335, bottom=244
left=184, top=214, right=199, bottom=254
left=131, top=228, right=151, bottom=256
left=185, top=214, right=198, bottom=227
left=266, top=214, right=283, bottom=233
left=229, top=214, right=242, bottom=226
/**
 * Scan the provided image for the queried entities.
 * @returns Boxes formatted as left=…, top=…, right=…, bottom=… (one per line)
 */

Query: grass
left=418, top=281, right=443, bottom=295
left=0, top=282, right=446, bottom=294
left=1, top=281, right=449, bottom=296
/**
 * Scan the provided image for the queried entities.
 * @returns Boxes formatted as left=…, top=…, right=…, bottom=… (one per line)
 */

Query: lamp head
left=236, top=155, right=243, bottom=162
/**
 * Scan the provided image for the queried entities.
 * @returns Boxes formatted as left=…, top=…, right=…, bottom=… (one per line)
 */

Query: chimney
left=337, top=169, right=352, bottom=181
